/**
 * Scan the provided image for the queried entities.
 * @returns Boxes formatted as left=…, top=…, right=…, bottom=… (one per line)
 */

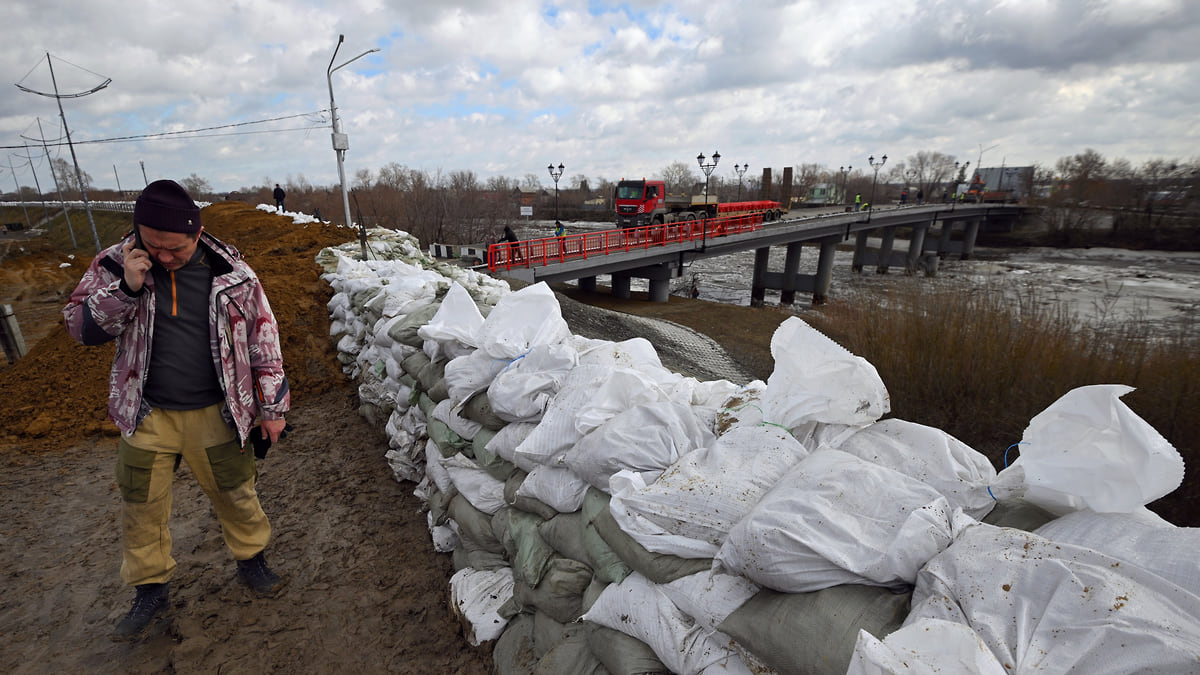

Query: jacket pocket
left=205, top=438, right=256, bottom=490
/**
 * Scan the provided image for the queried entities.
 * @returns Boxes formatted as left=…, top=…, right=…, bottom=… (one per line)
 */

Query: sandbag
left=585, top=489, right=711, bottom=584
left=449, top=567, right=514, bottom=646
left=717, top=584, right=911, bottom=675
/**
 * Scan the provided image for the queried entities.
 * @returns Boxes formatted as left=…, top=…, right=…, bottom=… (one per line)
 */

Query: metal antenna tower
left=15, top=53, right=111, bottom=252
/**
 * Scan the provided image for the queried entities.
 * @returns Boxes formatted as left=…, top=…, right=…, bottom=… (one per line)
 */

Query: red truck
left=613, top=179, right=784, bottom=229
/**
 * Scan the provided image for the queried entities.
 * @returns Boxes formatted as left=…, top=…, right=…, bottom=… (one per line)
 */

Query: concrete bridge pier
left=612, top=274, right=632, bottom=299
left=905, top=222, right=929, bottom=275
left=578, top=276, right=596, bottom=293
left=852, top=230, right=870, bottom=273
left=875, top=228, right=897, bottom=274
left=778, top=241, right=804, bottom=305
left=811, top=235, right=839, bottom=305
left=750, top=247, right=770, bottom=307
left=961, top=217, right=981, bottom=260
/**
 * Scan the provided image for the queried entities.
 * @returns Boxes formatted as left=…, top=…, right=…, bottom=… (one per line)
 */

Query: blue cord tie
left=987, top=442, right=1029, bottom=500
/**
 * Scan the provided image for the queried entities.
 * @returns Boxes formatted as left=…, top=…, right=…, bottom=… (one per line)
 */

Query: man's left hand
left=262, top=417, right=289, bottom=443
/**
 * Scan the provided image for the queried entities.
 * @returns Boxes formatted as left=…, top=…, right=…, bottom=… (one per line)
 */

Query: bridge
left=488, top=203, right=1027, bottom=305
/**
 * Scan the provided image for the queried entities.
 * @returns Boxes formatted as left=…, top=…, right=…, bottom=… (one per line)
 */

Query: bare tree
left=178, top=173, right=212, bottom=199
left=52, top=157, right=92, bottom=198
left=658, top=161, right=696, bottom=195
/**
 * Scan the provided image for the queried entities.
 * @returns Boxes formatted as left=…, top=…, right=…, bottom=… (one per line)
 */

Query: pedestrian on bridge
left=855, top=193, right=862, bottom=211
left=502, top=225, right=523, bottom=264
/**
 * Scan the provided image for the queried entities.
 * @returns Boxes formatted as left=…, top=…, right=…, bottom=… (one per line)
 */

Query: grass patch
left=805, top=283, right=1200, bottom=525
left=0, top=205, right=131, bottom=257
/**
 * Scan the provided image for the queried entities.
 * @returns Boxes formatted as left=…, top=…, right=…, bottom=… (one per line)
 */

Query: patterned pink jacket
left=63, top=232, right=290, bottom=445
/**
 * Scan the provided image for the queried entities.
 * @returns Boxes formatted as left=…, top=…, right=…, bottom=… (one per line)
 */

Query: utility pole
left=15, top=53, right=110, bottom=252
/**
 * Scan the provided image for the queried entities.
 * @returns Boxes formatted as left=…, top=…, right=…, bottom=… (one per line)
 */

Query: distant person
left=855, top=193, right=862, bottom=212
left=63, top=179, right=290, bottom=642
left=900, top=189, right=908, bottom=205
left=273, top=184, right=286, bottom=212
left=942, top=189, right=949, bottom=203
left=501, top=224, right=523, bottom=263
left=554, top=220, right=566, bottom=255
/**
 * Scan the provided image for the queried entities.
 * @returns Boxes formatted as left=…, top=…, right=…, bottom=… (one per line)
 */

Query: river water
left=521, top=218, right=1200, bottom=335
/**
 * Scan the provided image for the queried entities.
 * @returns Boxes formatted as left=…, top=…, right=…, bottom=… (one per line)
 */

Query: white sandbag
left=713, top=380, right=767, bottom=434
left=761, top=317, right=890, bottom=430
left=433, top=398, right=483, bottom=441
left=512, top=365, right=612, bottom=471
left=576, top=336, right=663, bottom=370
left=609, top=425, right=809, bottom=557
left=449, top=567, right=514, bottom=646
left=485, top=422, right=538, bottom=465
left=908, top=520, right=1200, bottom=673
left=1034, top=508, right=1199, bottom=590
left=831, top=418, right=997, bottom=519
left=418, top=281, right=485, bottom=348
left=425, top=440, right=455, bottom=494
left=574, top=369, right=672, bottom=436
left=667, top=377, right=741, bottom=432
left=487, top=341, right=578, bottom=423
left=660, top=569, right=760, bottom=633
left=427, top=511, right=459, bottom=553
left=566, top=401, right=715, bottom=491
left=516, top=464, right=590, bottom=514
left=442, top=453, right=507, bottom=515
left=992, top=384, right=1185, bottom=515
left=582, top=572, right=753, bottom=675
left=444, top=348, right=510, bottom=402
left=847, top=618, right=1007, bottom=675
left=477, top=282, right=570, bottom=360
left=716, top=450, right=959, bottom=592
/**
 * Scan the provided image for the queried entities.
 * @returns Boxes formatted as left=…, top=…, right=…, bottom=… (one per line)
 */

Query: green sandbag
left=448, top=494, right=506, bottom=555
left=493, top=613, right=539, bottom=675
left=427, top=417, right=468, bottom=458
left=511, top=556, right=594, bottom=625
left=461, top=390, right=509, bottom=431
left=981, top=498, right=1057, bottom=531
left=417, top=359, right=449, bottom=402
left=507, top=510, right=555, bottom=588
left=402, top=350, right=432, bottom=379
left=585, top=623, right=669, bottom=675
left=538, top=511, right=591, bottom=565
left=583, top=489, right=710, bottom=584
left=473, top=428, right=516, bottom=482
left=534, top=619, right=609, bottom=675
left=388, top=301, right=442, bottom=348
left=717, top=585, right=911, bottom=675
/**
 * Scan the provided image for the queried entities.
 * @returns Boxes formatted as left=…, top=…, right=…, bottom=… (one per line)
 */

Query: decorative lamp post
left=327, top=34, right=380, bottom=260
left=697, top=151, right=720, bottom=249
left=905, top=169, right=917, bottom=205
left=547, top=163, right=564, bottom=222
left=868, top=154, right=887, bottom=222
left=734, top=163, right=748, bottom=201
left=839, top=165, right=852, bottom=205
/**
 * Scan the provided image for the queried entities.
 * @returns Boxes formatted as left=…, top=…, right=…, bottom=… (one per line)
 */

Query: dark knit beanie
left=134, top=179, right=201, bottom=233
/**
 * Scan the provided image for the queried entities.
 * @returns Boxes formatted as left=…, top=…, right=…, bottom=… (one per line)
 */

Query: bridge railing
left=487, top=212, right=766, bottom=272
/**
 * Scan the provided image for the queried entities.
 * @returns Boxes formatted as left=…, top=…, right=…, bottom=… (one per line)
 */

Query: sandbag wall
left=318, top=230, right=1200, bottom=675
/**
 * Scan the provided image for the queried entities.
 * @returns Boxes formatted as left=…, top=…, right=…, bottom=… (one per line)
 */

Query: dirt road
left=0, top=202, right=783, bottom=673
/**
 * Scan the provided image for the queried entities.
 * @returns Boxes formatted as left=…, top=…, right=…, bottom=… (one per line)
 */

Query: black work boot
left=237, top=551, right=284, bottom=598
left=110, top=582, right=169, bottom=642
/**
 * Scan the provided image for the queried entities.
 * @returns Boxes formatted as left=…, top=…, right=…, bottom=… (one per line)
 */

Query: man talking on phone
left=63, top=179, right=290, bottom=641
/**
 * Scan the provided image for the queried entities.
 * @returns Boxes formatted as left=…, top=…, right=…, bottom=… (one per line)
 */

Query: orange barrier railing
left=487, top=213, right=765, bottom=272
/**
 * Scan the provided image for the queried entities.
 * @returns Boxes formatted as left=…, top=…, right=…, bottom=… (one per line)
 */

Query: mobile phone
left=133, top=224, right=146, bottom=251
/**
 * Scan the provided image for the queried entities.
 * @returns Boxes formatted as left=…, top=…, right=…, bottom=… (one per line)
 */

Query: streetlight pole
left=905, top=169, right=917, bottom=205
left=327, top=34, right=380, bottom=260
left=734, top=163, right=748, bottom=201
left=547, top=163, right=564, bottom=223
left=839, top=165, right=852, bottom=206
left=867, top=154, right=886, bottom=222
left=697, top=151, right=719, bottom=250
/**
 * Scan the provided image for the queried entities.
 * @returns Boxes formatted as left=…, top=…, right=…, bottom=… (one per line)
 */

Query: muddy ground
left=0, top=203, right=782, bottom=673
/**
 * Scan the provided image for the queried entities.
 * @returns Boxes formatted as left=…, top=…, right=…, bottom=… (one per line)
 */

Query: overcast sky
left=2, top=0, right=1199, bottom=195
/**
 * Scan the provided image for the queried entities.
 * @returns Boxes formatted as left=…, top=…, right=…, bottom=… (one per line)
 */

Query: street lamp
left=697, top=151, right=720, bottom=249
left=547, top=163, right=564, bottom=223
left=868, top=154, right=887, bottom=222
left=839, top=165, right=852, bottom=206
left=905, top=169, right=917, bottom=205
left=327, top=34, right=380, bottom=260
left=734, top=163, right=748, bottom=201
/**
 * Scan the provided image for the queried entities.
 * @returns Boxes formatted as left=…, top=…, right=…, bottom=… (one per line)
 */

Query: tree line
left=6, top=150, right=1197, bottom=248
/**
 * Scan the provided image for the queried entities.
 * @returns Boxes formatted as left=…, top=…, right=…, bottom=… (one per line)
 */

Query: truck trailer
left=613, top=179, right=784, bottom=229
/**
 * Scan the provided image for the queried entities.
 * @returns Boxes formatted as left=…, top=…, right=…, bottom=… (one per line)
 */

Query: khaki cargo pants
left=116, top=404, right=270, bottom=586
